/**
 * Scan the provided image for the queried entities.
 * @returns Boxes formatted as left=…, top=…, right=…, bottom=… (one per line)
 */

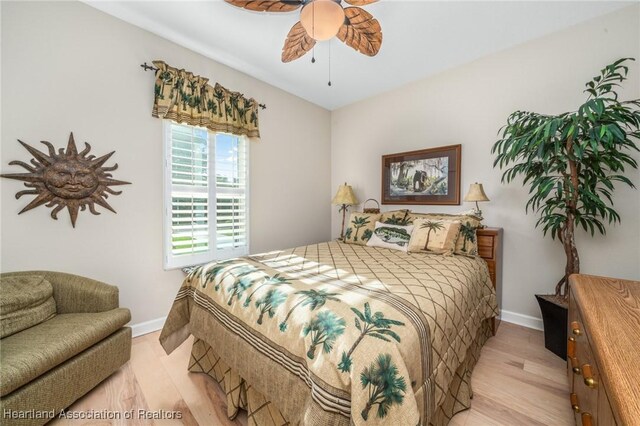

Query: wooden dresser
left=477, top=227, right=502, bottom=335
left=567, top=274, right=640, bottom=426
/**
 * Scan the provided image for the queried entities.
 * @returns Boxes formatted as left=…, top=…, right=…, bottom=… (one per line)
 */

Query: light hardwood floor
left=51, top=322, right=573, bottom=425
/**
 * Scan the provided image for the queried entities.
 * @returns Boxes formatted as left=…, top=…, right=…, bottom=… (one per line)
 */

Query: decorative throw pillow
left=343, top=212, right=380, bottom=245
left=455, top=218, right=482, bottom=256
left=408, top=219, right=461, bottom=255
left=366, top=221, right=414, bottom=252
left=404, top=212, right=482, bottom=256
left=380, top=209, right=410, bottom=225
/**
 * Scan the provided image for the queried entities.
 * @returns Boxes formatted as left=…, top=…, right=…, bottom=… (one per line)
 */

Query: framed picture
left=382, top=144, right=461, bottom=205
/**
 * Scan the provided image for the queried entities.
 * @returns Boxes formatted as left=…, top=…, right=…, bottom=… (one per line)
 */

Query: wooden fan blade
left=344, top=0, right=378, bottom=6
left=282, top=22, right=316, bottom=63
left=337, top=7, right=382, bottom=56
left=225, top=0, right=303, bottom=12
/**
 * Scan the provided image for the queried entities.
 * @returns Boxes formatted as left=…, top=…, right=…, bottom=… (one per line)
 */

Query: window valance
left=151, top=61, right=260, bottom=139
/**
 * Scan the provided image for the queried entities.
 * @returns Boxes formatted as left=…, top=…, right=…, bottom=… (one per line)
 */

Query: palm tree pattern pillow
left=343, top=212, right=380, bottom=245
left=405, top=213, right=482, bottom=256
left=408, top=219, right=461, bottom=255
left=366, top=221, right=415, bottom=252
left=380, top=209, right=410, bottom=225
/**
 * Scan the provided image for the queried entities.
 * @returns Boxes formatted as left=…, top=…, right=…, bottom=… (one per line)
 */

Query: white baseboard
left=499, top=309, right=544, bottom=331
left=130, top=316, right=167, bottom=338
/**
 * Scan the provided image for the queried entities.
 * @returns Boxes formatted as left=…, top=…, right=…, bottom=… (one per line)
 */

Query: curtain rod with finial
left=140, top=62, right=267, bottom=110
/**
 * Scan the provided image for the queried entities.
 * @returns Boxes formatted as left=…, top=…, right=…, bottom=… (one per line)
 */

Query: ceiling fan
left=225, top=0, right=382, bottom=63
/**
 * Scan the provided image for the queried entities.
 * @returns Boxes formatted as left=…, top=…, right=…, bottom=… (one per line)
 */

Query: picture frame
left=381, top=144, right=461, bottom=205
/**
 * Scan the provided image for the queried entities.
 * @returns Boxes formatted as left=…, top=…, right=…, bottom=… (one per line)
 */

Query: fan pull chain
left=311, top=1, right=317, bottom=64
left=328, top=42, right=332, bottom=87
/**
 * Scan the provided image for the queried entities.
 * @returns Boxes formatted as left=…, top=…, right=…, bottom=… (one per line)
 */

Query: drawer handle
left=570, top=393, right=580, bottom=413
left=570, top=357, right=581, bottom=375
left=582, top=364, right=597, bottom=388
left=571, top=321, right=582, bottom=336
left=581, top=412, right=593, bottom=426
left=567, top=337, right=576, bottom=358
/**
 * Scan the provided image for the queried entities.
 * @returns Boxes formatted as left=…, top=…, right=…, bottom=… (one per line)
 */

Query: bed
left=159, top=238, right=499, bottom=425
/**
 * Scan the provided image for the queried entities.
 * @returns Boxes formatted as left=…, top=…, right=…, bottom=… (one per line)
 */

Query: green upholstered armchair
left=0, top=271, right=131, bottom=426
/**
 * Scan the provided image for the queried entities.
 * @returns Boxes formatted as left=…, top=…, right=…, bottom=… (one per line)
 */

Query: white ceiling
left=86, top=1, right=632, bottom=110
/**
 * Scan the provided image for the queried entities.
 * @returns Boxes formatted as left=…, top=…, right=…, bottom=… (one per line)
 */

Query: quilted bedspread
left=160, top=241, right=497, bottom=425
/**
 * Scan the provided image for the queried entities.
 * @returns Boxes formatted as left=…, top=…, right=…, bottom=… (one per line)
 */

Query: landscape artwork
left=382, top=145, right=461, bottom=205
left=389, top=157, right=449, bottom=196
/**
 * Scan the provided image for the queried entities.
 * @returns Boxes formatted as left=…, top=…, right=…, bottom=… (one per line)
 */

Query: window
left=163, top=121, right=249, bottom=269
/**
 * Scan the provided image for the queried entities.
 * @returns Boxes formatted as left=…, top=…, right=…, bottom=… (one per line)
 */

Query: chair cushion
left=0, top=275, right=56, bottom=338
left=0, top=308, right=130, bottom=396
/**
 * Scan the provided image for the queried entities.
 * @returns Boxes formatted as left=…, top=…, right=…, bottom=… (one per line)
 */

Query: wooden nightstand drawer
left=478, top=245, right=494, bottom=259
left=477, top=234, right=495, bottom=259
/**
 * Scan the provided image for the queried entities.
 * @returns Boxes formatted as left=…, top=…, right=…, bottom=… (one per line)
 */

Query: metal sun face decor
left=382, top=145, right=462, bottom=205
left=1, top=133, right=131, bottom=227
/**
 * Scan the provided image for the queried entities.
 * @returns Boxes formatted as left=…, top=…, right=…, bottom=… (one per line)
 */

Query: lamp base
left=473, top=202, right=484, bottom=220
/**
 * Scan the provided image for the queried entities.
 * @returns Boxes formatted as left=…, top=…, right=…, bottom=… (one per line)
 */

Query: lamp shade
left=300, top=0, right=345, bottom=41
left=332, top=183, right=358, bottom=205
left=464, top=183, right=490, bottom=202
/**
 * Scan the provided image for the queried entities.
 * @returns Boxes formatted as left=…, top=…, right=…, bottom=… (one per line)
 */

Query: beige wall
left=0, top=1, right=331, bottom=325
left=331, top=6, right=640, bottom=321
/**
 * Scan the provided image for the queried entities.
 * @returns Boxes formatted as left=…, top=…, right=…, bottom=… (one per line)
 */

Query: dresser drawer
left=568, top=274, right=640, bottom=426
left=568, top=294, right=601, bottom=424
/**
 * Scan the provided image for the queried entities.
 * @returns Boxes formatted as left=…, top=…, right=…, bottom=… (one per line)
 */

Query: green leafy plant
left=492, top=58, right=640, bottom=300
left=338, top=302, right=405, bottom=373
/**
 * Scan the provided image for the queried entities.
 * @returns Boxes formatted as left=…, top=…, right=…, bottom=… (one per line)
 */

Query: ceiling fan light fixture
left=300, top=0, right=345, bottom=41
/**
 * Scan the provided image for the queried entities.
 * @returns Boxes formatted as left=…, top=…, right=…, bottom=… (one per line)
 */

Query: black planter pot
left=535, top=294, right=568, bottom=360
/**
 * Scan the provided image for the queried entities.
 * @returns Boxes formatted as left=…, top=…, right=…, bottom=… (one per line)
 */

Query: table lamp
left=332, top=182, right=359, bottom=240
left=464, top=182, right=490, bottom=219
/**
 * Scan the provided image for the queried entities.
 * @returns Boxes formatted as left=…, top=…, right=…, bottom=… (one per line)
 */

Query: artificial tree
left=493, top=58, right=640, bottom=305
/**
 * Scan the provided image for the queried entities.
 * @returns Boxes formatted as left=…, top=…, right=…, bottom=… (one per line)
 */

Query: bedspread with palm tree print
left=160, top=241, right=497, bottom=426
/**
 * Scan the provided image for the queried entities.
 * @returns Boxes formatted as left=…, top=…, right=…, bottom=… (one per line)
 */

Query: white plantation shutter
left=164, top=122, right=249, bottom=269
left=214, top=133, right=248, bottom=253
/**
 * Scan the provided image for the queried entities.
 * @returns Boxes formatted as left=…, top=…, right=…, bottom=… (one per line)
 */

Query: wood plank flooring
left=51, top=322, right=573, bottom=425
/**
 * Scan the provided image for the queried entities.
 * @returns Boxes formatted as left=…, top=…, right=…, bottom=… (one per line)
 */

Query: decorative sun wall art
left=1, top=132, right=131, bottom=227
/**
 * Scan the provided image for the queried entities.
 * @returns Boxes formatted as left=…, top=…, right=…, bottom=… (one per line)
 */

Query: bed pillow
left=366, top=222, right=414, bottom=252
left=379, top=209, right=410, bottom=225
left=343, top=212, right=380, bottom=245
left=408, top=218, right=461, bottom=255
left=405, top=212, right=482, bottom=256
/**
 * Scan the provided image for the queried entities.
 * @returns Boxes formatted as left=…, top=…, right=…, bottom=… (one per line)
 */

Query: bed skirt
left=188, top=319, right=493, bottom=426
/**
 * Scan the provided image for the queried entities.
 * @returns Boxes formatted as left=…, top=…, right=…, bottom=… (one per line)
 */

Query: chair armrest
left=1, top=270, right=120, bottom=313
